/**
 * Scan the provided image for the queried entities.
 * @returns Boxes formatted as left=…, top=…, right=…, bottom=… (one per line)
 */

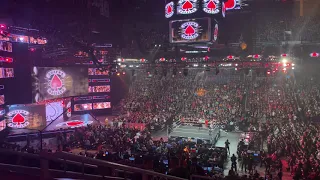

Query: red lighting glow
left=253, top=54, right=260, bottom=59
left=227, top=55, right=234, bottom=59
left=5, top=58, right=13, bottom=63
left=181, top=57, right=187, bottom=61
left=281, top=54, right=288, bottom=57
left=310, top=52, right=319, bottom=58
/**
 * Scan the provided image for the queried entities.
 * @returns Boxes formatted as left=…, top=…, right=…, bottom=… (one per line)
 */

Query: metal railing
left=0, top=148, right=219, bottom=180
left=0, top=148, right=187, bottom=180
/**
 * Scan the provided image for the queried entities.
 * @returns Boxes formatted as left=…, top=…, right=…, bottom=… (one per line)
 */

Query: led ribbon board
left=177, top=0, right=199, bottom=14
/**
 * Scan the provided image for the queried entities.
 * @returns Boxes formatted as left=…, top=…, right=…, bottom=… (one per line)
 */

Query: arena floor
left=153, top=126, right=291, bottom=179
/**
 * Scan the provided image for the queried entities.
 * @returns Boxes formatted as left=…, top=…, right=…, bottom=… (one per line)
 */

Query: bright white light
left=292, top=67, right=295, bottom=70
left=235, top=64, right=238, bottom=66
left=159, top=45, right=161, bottom=47
left=283, top=63, right=287, bottom=67
left=282, top=58, right=287, bottom=63
left=292, top=63, right=295, bottom=66
left=203, top=65, right=207, bottom=67
left=117, top=58, right=121, bottom=62
left=129, top=65, right=133, bottom=68
left=135, top=65, right=140, bottom=68
left=117, top=63, right=121, bottom=65
left=193, top=64, right=199, bottom=67
left=283, top=68, right=287, bottom=71
left=19, top=37, right=24, bottom=41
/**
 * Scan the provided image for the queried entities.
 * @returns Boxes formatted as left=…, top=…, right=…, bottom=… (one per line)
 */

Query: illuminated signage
left=203, top=0, right=220, bottom=14
left=225, top=0, right=242, bottom=10
left=213, top=24, right=218, bottom=42
left=310, top=52, right=319, bottom=57
left=177, top=0, right=198, bottom=14
left=181, top=21, right=199, bottom=40
left=7, top=110, right=30, bottom=128
left=56, top=120, right=93, bottom=128
left=165, top=2, right=174, bottom=18
left=46, top=70, right=67, bottom=96
left=222, top=2, right=226, bottom=17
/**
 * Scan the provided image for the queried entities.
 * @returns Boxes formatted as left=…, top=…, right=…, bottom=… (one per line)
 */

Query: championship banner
left=32, top=67, right=89, bottom=102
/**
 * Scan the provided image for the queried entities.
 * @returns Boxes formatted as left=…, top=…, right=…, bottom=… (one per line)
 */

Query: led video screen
left=177, top=0, right=199, bottom=15
left=169, top=17, right=211, bottom=43
left=7, top=104, right=46, bottom=130
left=93, top=102, right=111, bottom=110
left=0, top=120, right=6, bottom=131
left=88, top=85, right=111, bottom=93
left=0, top=41, right=13, bottom=52
left=202, top=0, right=221, bottom=14
left=165, top=2, right=175, bottom=18
left=32, top=67, right=89, bottom=102
left=0, top=68, right=14, bottom=78
left=0, top=95, right=4, bottom=105
left=46, top=101, right=64, bottom=121
left=88, top=68, right=109, bottom=75
left=74, top=103, right=93, bottom=111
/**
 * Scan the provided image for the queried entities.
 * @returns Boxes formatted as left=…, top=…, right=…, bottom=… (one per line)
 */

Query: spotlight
left=281, top=58, right=287, bottom=63
left=122, top=71, right=126, bottom=75
left=116, top=72, right=120, bottom=76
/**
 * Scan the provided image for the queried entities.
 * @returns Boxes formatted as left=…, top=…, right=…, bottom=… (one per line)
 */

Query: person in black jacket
left=231, top=154, right=237, bottom=172
left=241, top=153, right=248, bottom=172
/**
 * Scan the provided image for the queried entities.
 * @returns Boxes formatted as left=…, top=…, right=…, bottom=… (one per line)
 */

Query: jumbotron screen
left=170, top=17, right=211, bottom=43
left=7, top=104, right=46, bottom=130
left=32, top=67, right=89, bottom=102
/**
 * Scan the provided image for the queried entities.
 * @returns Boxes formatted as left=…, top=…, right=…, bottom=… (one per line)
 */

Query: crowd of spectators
left=2, top=61, right=320, bottom=179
